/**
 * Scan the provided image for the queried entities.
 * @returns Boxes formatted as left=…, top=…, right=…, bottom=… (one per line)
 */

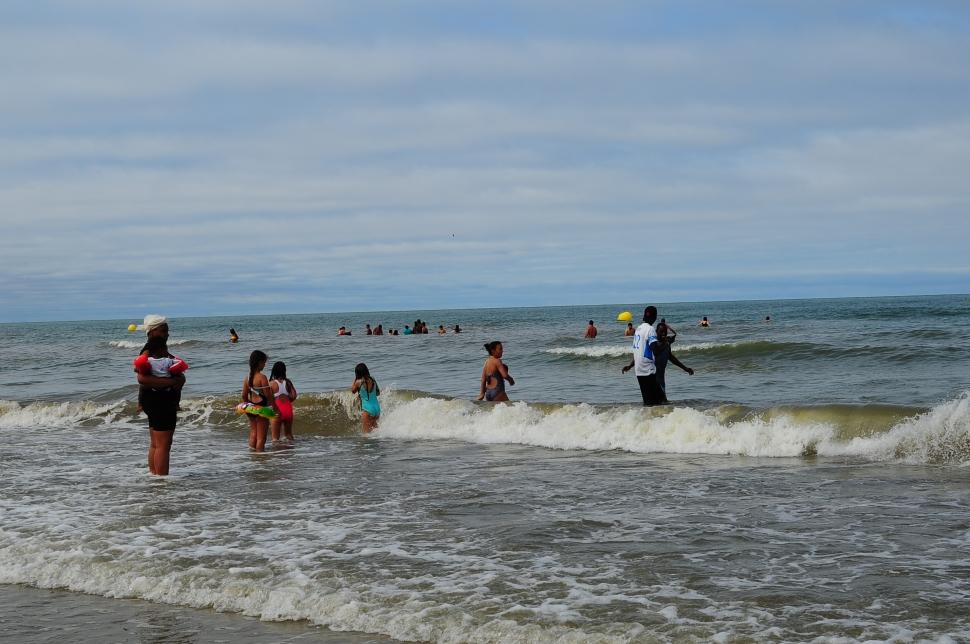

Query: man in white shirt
left=621, top=306, right=668, bottom=406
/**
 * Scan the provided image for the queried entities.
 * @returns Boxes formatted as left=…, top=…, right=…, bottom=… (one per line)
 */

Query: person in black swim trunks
left=134, top=314, right=185, bottom=476
left=477, top=341, right=514, bottom=402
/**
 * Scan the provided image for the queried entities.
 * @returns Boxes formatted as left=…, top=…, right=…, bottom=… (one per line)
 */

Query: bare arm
left=668, top=352, right=694, bottom=375
left=351, top=378, right=361, bottom=394
left=477, top=361, right=488, bottom=400
left=498, top=360, right=514, bottom=386
left=288, top=379, right=298, bottom=401
left=138, top=373, right=185, bottom=389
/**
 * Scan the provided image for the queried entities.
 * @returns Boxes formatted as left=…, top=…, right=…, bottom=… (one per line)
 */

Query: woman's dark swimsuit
left=142, top=387, right=179, bottom=431
left=484, top=369, right=506, bottom=401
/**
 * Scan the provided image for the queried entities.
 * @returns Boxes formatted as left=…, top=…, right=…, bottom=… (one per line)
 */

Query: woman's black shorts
left=141, top=387, right=179, bottom=431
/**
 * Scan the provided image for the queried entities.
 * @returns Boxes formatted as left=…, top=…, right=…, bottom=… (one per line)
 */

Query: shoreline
left=0, top=583, right=397, bottom=644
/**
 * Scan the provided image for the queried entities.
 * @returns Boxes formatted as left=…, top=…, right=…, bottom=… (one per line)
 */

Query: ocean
left=1, top=294, right=969, bottom=642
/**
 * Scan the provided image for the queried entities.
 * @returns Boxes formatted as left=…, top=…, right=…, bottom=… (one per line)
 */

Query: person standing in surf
left=585, top=320, right=598, bottom=338
left=133, top=314, right=185, bottom=476
left=270, top=361, right=298, bottom=444
left=621, top=306, right=667, bottom=406
left=351, top=363, right=381, bottom=433
left=241, top=350, right=274, bottom=452
left=654, top=320, right=693, bottom=396
left=477, top=341, right=514, bottom=402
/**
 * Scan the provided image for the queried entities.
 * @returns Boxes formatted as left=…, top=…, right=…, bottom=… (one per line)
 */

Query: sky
left=1, top=1, right=969, bottom=322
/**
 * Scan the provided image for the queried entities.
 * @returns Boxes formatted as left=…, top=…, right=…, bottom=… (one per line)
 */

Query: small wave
left=544, top=346, right=630, bottom=358
left=107, top=338, right=194, bottom=349
left=375, top=395, right=970, bottom=465
left=4, top=393, right=968, bottom=464
left=543, top=341, right=791, bottom=360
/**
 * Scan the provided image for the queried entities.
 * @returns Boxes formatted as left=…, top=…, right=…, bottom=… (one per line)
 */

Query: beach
left=2, top=295, right=969, bottom=642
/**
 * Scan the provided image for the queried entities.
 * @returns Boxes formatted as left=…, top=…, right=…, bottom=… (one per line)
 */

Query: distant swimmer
left=374, top=324, right=384, bottom=336
left=338, top=326, right=352, bottom=336
left=438, top=324, right=447, bottom=335
left=454, top=324, right=462, bottom=334
left=699, top=316, right=710, bottom=328
left=351, top=363, right=381, bottom=434
left=365, top=324, right=372, bottom=335
left=765, top=315, right=771, bottom=323
left=270, top=361, right=298, bottom=444
left=585, top=320, right=598, bottom=339
left=478, top=341, right=514, bottom=402
left=229, top=327, right=239, bottom=343
left=624, top=322, right=635, bottom=337
left=654, top=321, right=693, bottom=395
left=403, top=325, right=413, bottom=335
left=621, top=306, right=667, bottom=406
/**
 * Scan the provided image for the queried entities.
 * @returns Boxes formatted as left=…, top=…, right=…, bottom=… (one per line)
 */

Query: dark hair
left=249, top=350, right=267, bottom=386
left=589, top=320, right=594, bottom=325
left=484, top=341, right=502, bottom=355
left=355, top=363, right=377, bottom=392
left=643, top=306, right=658, bottom=322
left=145, top=335, right=168, bottom=355
left=270, top=361, right=287, bottom=380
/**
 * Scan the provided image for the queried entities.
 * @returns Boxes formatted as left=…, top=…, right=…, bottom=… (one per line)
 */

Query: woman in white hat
left=134, top=315, right=185, bottom=475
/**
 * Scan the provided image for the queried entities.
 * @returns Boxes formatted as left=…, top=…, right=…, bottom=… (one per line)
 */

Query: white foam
left=375, top=394, right=970, bottom=464
left=0, top=399, right=129, bottom=430
left=544, top=346, right=630, bottom=358
left=544, top=341, right=733, bottom=359
left=109, top=338, right=192, bottom=349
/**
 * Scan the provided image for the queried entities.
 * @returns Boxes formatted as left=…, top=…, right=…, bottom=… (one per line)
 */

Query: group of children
left=239, top=351, right=299, bottom=451
left=238, top=351, right=382, bottom=450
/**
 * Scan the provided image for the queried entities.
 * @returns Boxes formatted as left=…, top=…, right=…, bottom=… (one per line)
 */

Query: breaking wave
left=2, top=393, right=969, bottom=465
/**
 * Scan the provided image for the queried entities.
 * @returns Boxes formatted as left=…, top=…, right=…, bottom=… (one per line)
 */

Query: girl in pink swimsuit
left=270, top=361, right=298, bottom=443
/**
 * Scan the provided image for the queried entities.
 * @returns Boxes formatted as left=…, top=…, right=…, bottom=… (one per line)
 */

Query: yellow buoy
left=127, top=323, right=138, bottom=332
left=616, top=311, right=633, bottom=322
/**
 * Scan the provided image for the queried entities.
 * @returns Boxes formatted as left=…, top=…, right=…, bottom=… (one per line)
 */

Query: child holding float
left=237, top=350, right=275, bottom=452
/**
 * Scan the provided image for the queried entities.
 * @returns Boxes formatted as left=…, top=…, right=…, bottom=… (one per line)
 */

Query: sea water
left=1, top=295, right=969, bottom=642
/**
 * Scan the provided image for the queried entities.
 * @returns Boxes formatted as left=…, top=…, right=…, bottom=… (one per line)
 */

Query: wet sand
left=0, top=584, right=396, bottom=644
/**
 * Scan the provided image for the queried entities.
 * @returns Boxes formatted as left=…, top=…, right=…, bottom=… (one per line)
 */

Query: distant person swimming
left=625, top=322, right=635, bottom=337
left=585, top=320, right=598, bottom=339
left=478, top=341, right=514, bottom=402
left=699, top=316, right=710, bottom=328
left=229, top=327, right=239, bottom=343
left=351, top=363, right=381, bottom=433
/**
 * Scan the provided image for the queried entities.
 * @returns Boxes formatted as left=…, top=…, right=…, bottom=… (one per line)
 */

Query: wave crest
left=3, top=393, right=968, bottom=464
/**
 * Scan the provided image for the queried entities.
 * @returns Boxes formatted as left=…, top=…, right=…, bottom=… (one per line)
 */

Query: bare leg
left=248, top=415, right=259, bottom=450
left=150, top=429, right=173, bottom=476
left=270, top=417, right=281, bottom=443
left=251, top=417, right=268, bottom=452
left=361, top=412, right=379, bottom=434
left=283, top=421, right=294, bottom=442
left=148, top=429, right=156, bottom=474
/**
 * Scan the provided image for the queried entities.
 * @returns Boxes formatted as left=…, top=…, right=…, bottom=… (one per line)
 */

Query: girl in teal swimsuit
left=351, top=363, right=381, bottom=434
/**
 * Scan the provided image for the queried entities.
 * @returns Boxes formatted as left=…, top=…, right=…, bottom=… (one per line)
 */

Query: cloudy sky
left=2, top=1, right=968, bottom=321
